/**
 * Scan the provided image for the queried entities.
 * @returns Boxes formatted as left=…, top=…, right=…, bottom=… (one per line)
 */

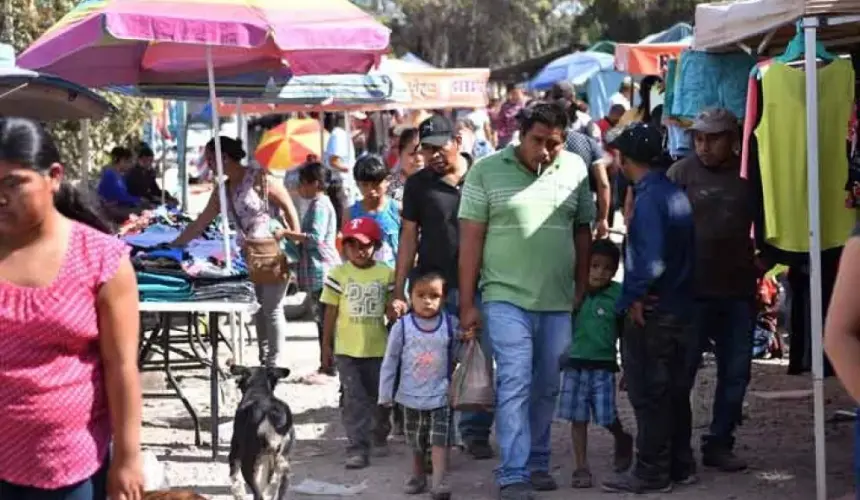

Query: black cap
left=607, top=123, right=663, bottom=164
left=418, top=115, right=455, bottom=147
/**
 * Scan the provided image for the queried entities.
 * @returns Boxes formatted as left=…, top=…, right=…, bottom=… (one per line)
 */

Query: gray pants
left=254, top=282, right=288, bottom=367
left=335, top=355, right=390, bottom=456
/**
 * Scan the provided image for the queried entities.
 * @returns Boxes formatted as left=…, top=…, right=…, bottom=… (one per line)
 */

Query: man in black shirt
left=126, top=143, right=178, bottom=206
left=389, top=115, right=494, bottom=459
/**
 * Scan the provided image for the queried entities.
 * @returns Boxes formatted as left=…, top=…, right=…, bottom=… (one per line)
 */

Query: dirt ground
left=141, top=318, right=857, bottom=499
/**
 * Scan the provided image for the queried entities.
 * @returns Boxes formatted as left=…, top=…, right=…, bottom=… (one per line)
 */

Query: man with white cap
left=667, top=108, right=755, bottom=473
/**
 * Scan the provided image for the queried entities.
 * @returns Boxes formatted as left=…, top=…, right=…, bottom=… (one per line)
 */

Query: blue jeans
left=446, top=288, right=494, bottom=443
left=484, top=301, right=571, bottom=487
left=0, top=460, right=108, bottom=500
left=688, top=298, right=754, bottom=449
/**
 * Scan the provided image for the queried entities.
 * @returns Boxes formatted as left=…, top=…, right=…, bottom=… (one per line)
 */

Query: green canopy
left=587, top=41, right=616, bottom=55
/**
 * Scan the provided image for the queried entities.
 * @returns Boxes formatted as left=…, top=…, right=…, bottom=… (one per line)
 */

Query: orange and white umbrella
left=254, top=118, right=329, bottom=172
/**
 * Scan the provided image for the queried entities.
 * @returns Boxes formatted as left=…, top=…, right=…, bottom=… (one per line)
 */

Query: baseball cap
left=418, top=115, right=455, bottom=147
left=341, top=217, right=382, bottom=246
left=607, top=123, right=664, bottom=164
left=689, top=108, right=739, bottom=135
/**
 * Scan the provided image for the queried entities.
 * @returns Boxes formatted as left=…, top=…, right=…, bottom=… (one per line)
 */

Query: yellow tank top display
left=755, top=60, right=855, bottom=252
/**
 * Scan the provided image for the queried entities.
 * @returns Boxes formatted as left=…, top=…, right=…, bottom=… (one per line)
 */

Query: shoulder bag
left=228, top=170, right=290, bottom=285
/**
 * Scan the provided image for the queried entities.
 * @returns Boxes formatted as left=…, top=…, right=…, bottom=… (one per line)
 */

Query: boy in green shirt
left=557, top=239, right=633, bottom=488
left=321, top=217, right=396, bottom=470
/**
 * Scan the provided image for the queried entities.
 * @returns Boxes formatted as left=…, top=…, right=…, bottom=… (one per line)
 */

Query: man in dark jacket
left=603, top=123, right=697, bottom=494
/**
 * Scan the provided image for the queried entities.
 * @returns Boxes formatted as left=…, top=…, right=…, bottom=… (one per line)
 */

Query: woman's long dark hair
left=637, top=75, right=663, bottom=124
left=0, top=117, right=113, bottom=233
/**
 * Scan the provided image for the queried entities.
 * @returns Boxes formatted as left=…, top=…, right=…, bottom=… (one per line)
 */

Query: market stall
left=19, top=0, right=390, bottom=459
left=527, top=50, right=626, bottom=119
left=614, top=24, right=693, bottom=75
left=693, top=2, right=860, bottom=498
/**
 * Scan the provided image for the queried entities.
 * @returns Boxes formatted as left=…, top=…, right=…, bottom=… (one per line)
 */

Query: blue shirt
left=97, top=168, right=140, bottom=207
left=618, top=170, right=695, bottom=317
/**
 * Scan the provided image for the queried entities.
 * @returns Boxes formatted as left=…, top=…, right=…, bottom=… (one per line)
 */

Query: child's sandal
left=571, top=468, right=593, bottom=489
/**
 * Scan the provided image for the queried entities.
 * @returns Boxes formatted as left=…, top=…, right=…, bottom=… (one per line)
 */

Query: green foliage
left=575, top=0, right=702, bottom=43
left=2, top=0, right=150, bottom=177
left=385, top=0, right=702, bottom=69
left=387, top=0, right=583, bottom=68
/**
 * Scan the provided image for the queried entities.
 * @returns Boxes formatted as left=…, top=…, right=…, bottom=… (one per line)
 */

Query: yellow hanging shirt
left=755, top=60, right=855, bottom=252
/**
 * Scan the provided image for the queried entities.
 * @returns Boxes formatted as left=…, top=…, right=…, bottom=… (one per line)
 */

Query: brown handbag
left=228, top=171, right=290, bottom=285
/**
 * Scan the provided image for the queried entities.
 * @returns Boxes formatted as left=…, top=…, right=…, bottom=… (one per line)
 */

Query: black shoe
left=529, top=471, right=558, bottom=491
left=465, top=440, right=494, bottom=460
left=601, top=471, right=672, bottom=494
left=703, top=448, right=748, bottom=472
left=498, top=483, right=535, bottom=500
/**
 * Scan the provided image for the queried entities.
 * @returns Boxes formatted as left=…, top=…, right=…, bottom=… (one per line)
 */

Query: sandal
left=571, top=468, right=593, bottom=489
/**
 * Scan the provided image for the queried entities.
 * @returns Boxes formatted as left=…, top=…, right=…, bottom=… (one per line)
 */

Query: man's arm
left=592, top=160, right=612, bottom=237
left=458, top=220, right=486, bottom=310
left=622, top=194, right=666, bottom=303
left=574, top=165, right=597, bottom=305
left=457, top=165, right=489, bottom=329
left=394, top=220, right=419, bottom=301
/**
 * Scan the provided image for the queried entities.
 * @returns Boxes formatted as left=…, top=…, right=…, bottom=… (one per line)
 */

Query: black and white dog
left=228, top=364, right=295, bottom=500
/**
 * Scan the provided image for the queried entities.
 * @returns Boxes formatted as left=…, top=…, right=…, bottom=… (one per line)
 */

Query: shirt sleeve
left=98, top=169, right=140, bottom=207
left=303, top=202, right=329, bottom=250
left=623, top=194, right=666, bottom=303
left=378, top=317, right=405, bottom=405
left=665, top=161, right=684, bottom=184
left=588, top=136, right=606, bottom=165
left=458, top=163, right=489, bottom=223
left=401, top=175, right=420, bottom=222
left=320, top=265, right=344, bottom=306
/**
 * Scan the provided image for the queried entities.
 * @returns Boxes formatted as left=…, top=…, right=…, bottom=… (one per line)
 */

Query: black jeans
left=622, top=311, right=696, bottom=483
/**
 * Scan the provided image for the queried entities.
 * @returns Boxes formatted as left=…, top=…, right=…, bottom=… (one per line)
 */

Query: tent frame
left=751, top=14, right=860, bottom=500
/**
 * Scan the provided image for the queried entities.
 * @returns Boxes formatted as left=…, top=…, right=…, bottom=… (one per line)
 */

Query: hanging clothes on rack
left=754, top=59, right=855, bottom=253
left=670, top=50, right=757, bottom=120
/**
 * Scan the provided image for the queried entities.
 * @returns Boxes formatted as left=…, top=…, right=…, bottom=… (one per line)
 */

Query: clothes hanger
left=774, top=21, right=836, bottom=64
left=751, top=21, right=836, bottom=79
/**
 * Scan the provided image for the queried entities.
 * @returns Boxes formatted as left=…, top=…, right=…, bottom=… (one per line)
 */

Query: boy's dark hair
left=408, top=270, right=446, bottom=295
left=591, top=239, right=621, bottom=270
left=298, top=161, right=327, bottom=187
left=353, top=154, right=389, bottom=183
left=518, top=101, right=569, bottom=136
left=137, top=142, right=154, bottom=159
left=110, top=146, right=132, bottom=163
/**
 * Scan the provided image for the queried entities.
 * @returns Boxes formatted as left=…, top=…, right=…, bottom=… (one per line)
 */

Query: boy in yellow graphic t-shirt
left=321, top=216, right=395, bottom=470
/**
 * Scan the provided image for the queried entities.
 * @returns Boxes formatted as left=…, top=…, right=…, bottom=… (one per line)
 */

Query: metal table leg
left=209, top=311, right=220, bottom=459
left=161, top=312, right=201, bottom=446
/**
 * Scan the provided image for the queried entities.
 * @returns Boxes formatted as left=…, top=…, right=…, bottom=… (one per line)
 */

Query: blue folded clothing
left=137, top=271, right=193, bottom=302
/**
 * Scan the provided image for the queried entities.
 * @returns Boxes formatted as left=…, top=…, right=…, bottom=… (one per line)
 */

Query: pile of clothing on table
left=121, top=208, right=256, bottom=303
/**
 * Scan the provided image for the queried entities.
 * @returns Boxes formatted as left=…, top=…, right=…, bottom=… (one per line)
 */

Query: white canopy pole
left=802, top=16, right=826, bottom=500
left=206, top=45, right=233, bottom=273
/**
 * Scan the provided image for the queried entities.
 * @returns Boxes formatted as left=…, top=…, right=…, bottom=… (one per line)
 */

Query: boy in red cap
left=320, top=216, right=396, bottom=469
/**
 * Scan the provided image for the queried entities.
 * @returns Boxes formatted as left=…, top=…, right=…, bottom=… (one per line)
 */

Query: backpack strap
left=445, top=312, right=455, bottom=380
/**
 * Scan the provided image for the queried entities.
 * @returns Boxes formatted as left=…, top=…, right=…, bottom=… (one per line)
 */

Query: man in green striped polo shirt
left=458, top=101, right=595, bottom=500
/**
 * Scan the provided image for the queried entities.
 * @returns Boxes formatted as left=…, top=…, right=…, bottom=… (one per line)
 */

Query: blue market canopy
left=0, top=44, right=113, bottom=121
left=528, top=51, right=615, bottom=91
